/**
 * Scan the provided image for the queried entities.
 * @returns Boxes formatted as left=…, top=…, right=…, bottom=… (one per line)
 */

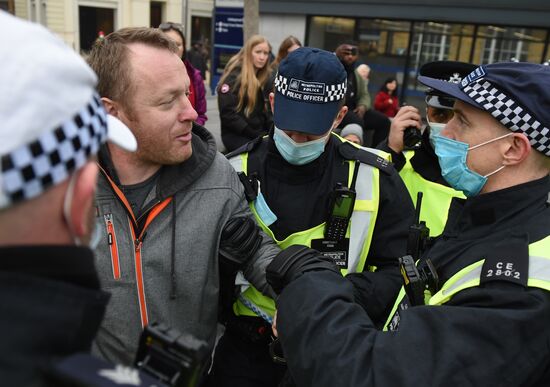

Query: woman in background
left=374, top=77, right=399, bottom=118
left=265, top=35, right=302, bottom=101
left=159, top=22, right=208, bottom=126
left=217, top=35, right=272, bottom=152
left=273, top=36, right=302, bottom=69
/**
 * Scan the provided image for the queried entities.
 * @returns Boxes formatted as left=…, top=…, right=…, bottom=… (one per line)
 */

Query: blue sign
left=211, top=3, right=243, bottom=94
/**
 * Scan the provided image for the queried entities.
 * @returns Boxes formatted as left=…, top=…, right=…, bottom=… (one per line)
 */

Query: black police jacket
left=275, top=175, right=550, bottom=387
left=0, top=246, right=110, bottom=386
left=232, top=133, right=415, bottom=324
left=217, top=67, right=272, bottom=152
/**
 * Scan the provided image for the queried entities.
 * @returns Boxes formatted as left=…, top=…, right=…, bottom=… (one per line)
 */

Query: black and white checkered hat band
left=0, top=93, right=108, bottom=208
left=274, top=74, right=346, bottom=103
left=463, top=81, right=550, bottom=156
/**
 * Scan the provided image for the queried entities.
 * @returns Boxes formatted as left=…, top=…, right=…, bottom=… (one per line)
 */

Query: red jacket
left=374, top=90, right=399, bottom=118
left=184, top=59, right=208, bottom=125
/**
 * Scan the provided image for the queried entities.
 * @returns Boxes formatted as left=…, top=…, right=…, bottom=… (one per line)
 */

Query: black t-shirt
left=121, top=170, right=161, bottom=219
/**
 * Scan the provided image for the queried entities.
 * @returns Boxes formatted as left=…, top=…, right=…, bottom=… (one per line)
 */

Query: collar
left=0, top=245, right=100, bottom=289
left=442, top=175, right=550, bottom=238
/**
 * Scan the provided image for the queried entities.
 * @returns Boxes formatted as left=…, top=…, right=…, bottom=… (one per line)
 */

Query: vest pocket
left=104, top=213, right=121, bottom=280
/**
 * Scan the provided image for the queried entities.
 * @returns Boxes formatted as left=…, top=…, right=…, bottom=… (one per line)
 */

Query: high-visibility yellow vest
left=228, top=139, right=387, bottom=319
left=398, top=151, right=465, bottom=237
left=384, top=235, right=550, bottom=331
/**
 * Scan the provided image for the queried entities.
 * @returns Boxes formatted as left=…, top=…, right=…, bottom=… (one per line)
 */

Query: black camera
left=403, top=126, right=422, bottom=148
left=398, top=255, right=439, bottom=306
left=135, top=323, right=210, bottom=387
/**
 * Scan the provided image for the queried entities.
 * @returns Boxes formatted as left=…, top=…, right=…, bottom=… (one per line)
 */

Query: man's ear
left=68, top=161, right=99, bottom=238
left=332, top=105, right=349, bottom=128
left=503, top=132, right=531, bottom=166
left=101, top=97, right=119, bottom=117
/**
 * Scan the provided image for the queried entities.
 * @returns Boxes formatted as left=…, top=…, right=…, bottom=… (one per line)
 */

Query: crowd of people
left=1, top=10, right=550, bottom=387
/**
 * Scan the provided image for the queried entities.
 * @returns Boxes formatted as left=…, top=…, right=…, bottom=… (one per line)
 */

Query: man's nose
left=178, top=95, right=198, bottom=122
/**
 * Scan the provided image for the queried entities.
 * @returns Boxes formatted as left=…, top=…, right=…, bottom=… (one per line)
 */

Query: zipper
left=104, top=213, right=121, bottom=280
left=131, top=225, right=149, bottom=328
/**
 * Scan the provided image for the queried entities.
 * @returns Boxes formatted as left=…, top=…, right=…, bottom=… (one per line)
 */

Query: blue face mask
left=433, top=133, right=511, bottom=197
left=427, top=120, right=446, bottom=149
left=273, top=127, right=329, bottom=165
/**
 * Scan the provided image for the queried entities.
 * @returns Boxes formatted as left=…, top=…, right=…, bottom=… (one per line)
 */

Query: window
left=308, top=16, right=355, bottom=52
left=410, top=22, right=451, bottom=68
left=476, top=26, right=547, bottom=64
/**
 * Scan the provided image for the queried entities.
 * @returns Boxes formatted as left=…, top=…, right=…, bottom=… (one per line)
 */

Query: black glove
left=218, top=217, right=263, bottom=324
left=266, top=245, right=339, bottom=295
left=219, top=216, right=263, bottom=269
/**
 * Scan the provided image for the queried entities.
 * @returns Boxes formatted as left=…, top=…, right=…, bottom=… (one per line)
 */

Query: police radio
left=310, top=161, right=359, bottom=268
left=403, top=126, right=422, bottom=148
left=324, top=161, right=359, bottom=242
left=398, top=192, right=439, bottom=306
left=406, top=192, right=430, bottom=260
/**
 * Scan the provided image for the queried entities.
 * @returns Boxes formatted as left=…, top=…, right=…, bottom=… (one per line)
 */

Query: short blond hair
left=87, top=27, right=177, bottom=109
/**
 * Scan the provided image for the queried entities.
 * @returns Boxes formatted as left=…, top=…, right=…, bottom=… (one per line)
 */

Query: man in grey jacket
left=87, top=27, right=279, bottom=365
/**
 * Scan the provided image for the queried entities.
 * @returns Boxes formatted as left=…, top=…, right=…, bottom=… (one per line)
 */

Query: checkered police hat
left=0, top=12, right=137, bottom=209
left=418, top=62, right=550, bottom=157
left=274, top=47, right=347, bottom=135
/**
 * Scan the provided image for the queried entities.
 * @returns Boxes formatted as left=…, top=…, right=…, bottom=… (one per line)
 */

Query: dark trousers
left=206, top=318, right=287, bottom=387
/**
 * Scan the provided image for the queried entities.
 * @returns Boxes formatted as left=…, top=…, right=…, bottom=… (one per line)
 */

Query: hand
left=388, top=98, right=393, bottom=104
left=387, top=105, right=422, bottom=154
left=353, top=105, right=367, bottom=119
left=266, top=245, right=339, bottom=295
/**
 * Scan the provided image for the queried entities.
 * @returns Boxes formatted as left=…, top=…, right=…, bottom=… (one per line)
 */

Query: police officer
left=208, top=47, right=415, bottom=386
left=378, top=61, right=476, bottom=236
left=0, top=11, right=138, bottom=385
left=266, top=61, right=550, bottom=386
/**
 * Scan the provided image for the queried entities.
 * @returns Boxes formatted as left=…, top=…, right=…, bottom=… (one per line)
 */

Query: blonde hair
left=219, top=35, right=270, bottom=117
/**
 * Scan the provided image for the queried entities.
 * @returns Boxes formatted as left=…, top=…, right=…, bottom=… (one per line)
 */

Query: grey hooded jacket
left=91, top=124, right=278, bottom=365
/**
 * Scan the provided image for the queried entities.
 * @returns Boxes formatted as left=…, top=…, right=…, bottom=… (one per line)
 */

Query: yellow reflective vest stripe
left=229, top=138, right=386, bottom=318
left=398, top=151, right=464, bottom=237
left=383, top=235, right=550, bottom=331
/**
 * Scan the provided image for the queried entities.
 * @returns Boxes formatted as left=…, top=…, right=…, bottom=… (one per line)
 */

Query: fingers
left=394, top=105, right=421, bottom=127
left=387, top=106, right=422, bottom=154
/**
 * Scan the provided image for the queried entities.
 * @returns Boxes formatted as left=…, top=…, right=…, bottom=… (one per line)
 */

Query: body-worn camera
left=399, top=255, right=439, bottom=306
left=135, top=323, right=209, bottom=387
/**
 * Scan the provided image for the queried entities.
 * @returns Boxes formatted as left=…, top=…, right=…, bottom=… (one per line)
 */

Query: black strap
left=338, top=141, right=393, bottom=175
left=224, top=136, right=263, bottom=159
left=237, top=172, right=258, bottom=202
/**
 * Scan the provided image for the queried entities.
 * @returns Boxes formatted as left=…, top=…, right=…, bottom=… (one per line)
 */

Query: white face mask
left=63, top=173, right=101, bottom=249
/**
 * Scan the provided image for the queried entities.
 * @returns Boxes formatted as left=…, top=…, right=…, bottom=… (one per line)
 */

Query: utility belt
left=225, top=315, right=273, bottom=345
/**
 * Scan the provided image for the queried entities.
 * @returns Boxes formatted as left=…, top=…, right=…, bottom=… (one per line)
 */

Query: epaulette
left=338, top=141, right=394, bottom=175
left=225, top=136, right=264, bottom=159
